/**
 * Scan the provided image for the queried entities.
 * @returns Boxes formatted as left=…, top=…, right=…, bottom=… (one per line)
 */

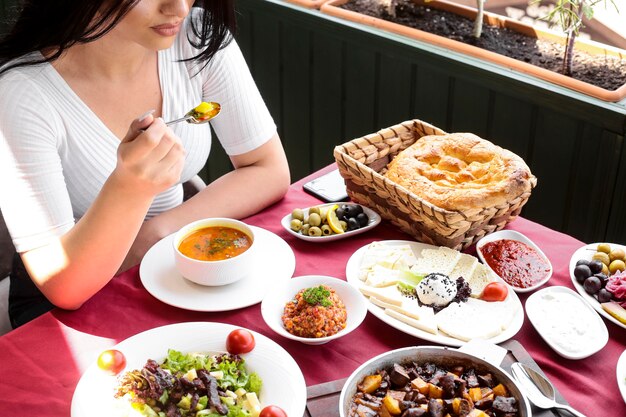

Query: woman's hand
left=114, top=113, right=186, bottom=196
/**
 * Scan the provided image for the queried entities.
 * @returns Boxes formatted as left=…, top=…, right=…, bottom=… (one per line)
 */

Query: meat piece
left=477, top=373, right=495, bottom=388
left=464, top=369, right=479, bottom=388
left=492, top=396, right=518, bottom=414
left=198, top=370, right=228, bottom=415
left=438, top=374, right=456, bottom=399
left=458, top=399, right=472, bottom=417
left=427, top=399, right=445, bottom=417
left=355, top=404, right=378, bottom=417
left=474, top=396, right=494, bottom=410
left=390, top=363, right=411, bottom=387
left=400, top=407, right=427, bottom=417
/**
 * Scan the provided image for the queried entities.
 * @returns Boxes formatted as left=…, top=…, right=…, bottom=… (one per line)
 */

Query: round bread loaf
left=384, top=133, right=534, bottom=211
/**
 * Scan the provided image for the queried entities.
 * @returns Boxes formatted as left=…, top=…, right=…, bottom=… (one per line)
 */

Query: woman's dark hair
left=0, top=0, right=236, bottom=75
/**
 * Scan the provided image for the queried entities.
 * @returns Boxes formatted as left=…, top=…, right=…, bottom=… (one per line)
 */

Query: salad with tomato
left=115, top=349, right=262, bottom=417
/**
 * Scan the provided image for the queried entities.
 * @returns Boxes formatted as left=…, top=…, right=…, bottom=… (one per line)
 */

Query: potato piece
left=382, top=394, right=402, bottom=415
left=451, top=398, right=461, bottom=415
left=379, top=404, right=393, bottom=417
left=428, top=383, right=443, bottom=399
left=410, top=377, right=430, bottom=395
left=467, top=409, right=489, bottom=417
left=358, top=374, right=382, bottom=394
left=479, top=387, right=493, bottom=398
left=491, top=383, right=508, bottom=398
left=468, top=387, right=482, bottom=402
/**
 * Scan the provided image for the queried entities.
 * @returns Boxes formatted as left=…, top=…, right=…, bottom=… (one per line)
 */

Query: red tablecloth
left=1, top=164, right=625, bottom=415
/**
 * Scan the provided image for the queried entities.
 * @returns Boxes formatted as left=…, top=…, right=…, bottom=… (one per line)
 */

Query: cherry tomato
left=480, top=282, right=509, bottom=302
left=226, top=329, right=256, bottom=354
left=260, top=405, right=288, bottom=417
left=97, top=349, right=127, bottom=375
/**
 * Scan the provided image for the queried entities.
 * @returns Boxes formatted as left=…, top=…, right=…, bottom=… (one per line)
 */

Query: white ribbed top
left=0, top=10, right=276, bottom=252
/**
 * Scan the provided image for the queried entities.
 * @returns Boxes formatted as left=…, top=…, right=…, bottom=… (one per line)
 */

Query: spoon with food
left=510, top=362, right=586, bottom=417
left=165, top=101, right=221, bottom=126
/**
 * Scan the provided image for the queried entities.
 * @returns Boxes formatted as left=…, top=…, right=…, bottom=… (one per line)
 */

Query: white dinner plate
left=281, top=203, right=381, bottom=242
left=476, top=230, right=553, bottom=293
left=617, top=349, right=626, bottom=404
left=140, top=226, right=295, bottom=311
left=71, top=322, right=307, bottom=417
left=346, top=240, right=524, bottom=347
left=569, top=242, right=626, bottom=330
left=525, top=286, right=608, bottom=359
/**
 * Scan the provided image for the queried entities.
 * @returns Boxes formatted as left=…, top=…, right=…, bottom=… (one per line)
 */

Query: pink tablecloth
left=1, top=164, right=625, bottom=415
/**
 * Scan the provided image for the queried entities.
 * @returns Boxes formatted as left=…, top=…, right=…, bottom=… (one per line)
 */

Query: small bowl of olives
left=280, top=203, right=381, bottom=242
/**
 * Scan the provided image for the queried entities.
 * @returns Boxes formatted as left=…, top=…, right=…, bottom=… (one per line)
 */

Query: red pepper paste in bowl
left=481, top=239, right=551, bottom=289
left=282, top=285, right=347, bottom=338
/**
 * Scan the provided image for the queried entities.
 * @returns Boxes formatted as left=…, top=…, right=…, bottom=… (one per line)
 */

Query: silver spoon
left=510, top=362, right=586, bottom=417
left=165, top=102, right=221, bottom=126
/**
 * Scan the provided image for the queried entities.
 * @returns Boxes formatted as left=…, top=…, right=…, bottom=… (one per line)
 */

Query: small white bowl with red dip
left=476, top=230, right=553, bottom=293
left=261, top=275, right=368, bottom=345
left=173, top=218, right=255, bottom=286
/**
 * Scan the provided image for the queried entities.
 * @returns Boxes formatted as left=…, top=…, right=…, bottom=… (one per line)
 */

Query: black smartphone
left=303, top=169, right=349, bottom=203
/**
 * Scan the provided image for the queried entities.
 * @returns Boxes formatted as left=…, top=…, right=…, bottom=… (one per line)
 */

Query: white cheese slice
left=410, top=247, right=461, bottom=276
left=467, top=263, right=497, bottom=297
left=359, top=285, right=404, bottom=306
left=449, top=253, right=478, bottom=281
left=385, top=308, right=438, bottom=335
left=435, top=298, right=503, bottom=341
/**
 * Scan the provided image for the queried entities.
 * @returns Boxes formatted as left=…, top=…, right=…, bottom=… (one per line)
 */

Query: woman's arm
left=119, top=132, right=290, bottom=272
left=20, top=116, right=185, bottom=310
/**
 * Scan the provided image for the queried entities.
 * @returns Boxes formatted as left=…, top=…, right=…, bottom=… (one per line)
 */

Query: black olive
left=597, top=288, right=613, bottom=303
left=356, top=212, right=369, bottom=227
left=573, top=265, right=592, bottom=284
left=588, top=260, right=604, bottom=274
left=347, top=217, right=360, bottom=231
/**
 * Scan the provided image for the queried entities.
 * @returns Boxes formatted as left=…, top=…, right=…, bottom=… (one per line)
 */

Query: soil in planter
left=341, top=0, right=626, bottom=91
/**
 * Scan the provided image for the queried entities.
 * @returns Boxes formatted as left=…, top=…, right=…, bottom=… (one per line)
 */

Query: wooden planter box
left=232, top=0, right=626, bottom=244
left=321, top=0, right=626, bottom=102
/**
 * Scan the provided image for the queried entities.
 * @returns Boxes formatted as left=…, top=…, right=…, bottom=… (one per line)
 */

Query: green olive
left=610, top=248, right=625, bottom=262
left=301, top=224, right=310, bottom=235
left=308, top=226, right=322, bottom=237
left=339, top=220, right=348, bottom=231
left=609, top=259, right=626, bottom=275
left=291, top=208, right=304, bottom=221
left=308, top=212, right=322, bottom=227
left=597, top=243, right=611, bottom=254
left=321, top=225, right=332, bottom=235
left=592, top=252, right=611, bottom=266
left=290, top=219, right=302, bottom=232
left=308, top=207, right=321, bottom=215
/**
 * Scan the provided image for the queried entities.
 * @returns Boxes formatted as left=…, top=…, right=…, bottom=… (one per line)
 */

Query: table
left=1, top=164, right=625, bottom=416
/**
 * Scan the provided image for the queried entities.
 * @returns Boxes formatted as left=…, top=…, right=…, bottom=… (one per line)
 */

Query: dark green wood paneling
left=522, top=108, right=580, bottom=231
left=487, top=94, right=534, bottom=160
left=607, top=138, right=626, bottom=242
left=564, top=128, right=622, bottom=242
left=281, top=22, right=312, bottom=181
left=344, top=46, right=377, bottom=140
left=310, top=31, right=344, bottom=172
left=377, top=52, right=414, bottom=128
left=448, top=79, right=492, bottom=138
left=413, top=64, right=451, bottom=130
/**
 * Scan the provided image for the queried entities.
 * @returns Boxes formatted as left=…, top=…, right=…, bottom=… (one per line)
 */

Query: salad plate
left=140, top=226, right=295, bottom=311
left=71, top=322, right=307, bottom=417
left=345, top=240, right=524, bottom=347
left=618, top=349, right=626, bottom=404
left=569, top=242, right=626, bottom=330
left=280, top=202, right=381, bottom=242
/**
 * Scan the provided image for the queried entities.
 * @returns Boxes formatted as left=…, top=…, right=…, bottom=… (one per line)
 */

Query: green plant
left=535, top=0, right=619, bottom=75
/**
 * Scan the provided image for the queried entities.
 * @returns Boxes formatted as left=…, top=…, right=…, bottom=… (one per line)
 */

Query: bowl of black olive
left=340, top=346, right=531, bottom=417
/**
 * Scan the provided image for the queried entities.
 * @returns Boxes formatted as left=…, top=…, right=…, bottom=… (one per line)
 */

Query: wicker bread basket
left=333, top=119, right=537, bottom=250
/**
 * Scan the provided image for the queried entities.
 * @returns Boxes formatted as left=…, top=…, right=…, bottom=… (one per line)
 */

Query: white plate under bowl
left=71, top=322, right=307, bottom=417
left=345, top=240, right=524, bottom=347
left=476, top=230, right=553, bottom=293
left=140, top=226, right=295, bottom=311
left=261, top=275, right=368, bottom=345
left=617, top=349, right=626, bottom=403
left=525, top=286, right=608, bottom=359
left=281, top=203, right=381, bottom=242
left=569, top=242, right=626, bottom=330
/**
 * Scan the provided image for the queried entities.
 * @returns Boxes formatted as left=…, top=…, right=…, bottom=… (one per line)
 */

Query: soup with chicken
left=178, top=226, right=252, bottom=261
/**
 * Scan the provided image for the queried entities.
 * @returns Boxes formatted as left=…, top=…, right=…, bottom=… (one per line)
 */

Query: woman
left=0, top=0, right=290, bottom=327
